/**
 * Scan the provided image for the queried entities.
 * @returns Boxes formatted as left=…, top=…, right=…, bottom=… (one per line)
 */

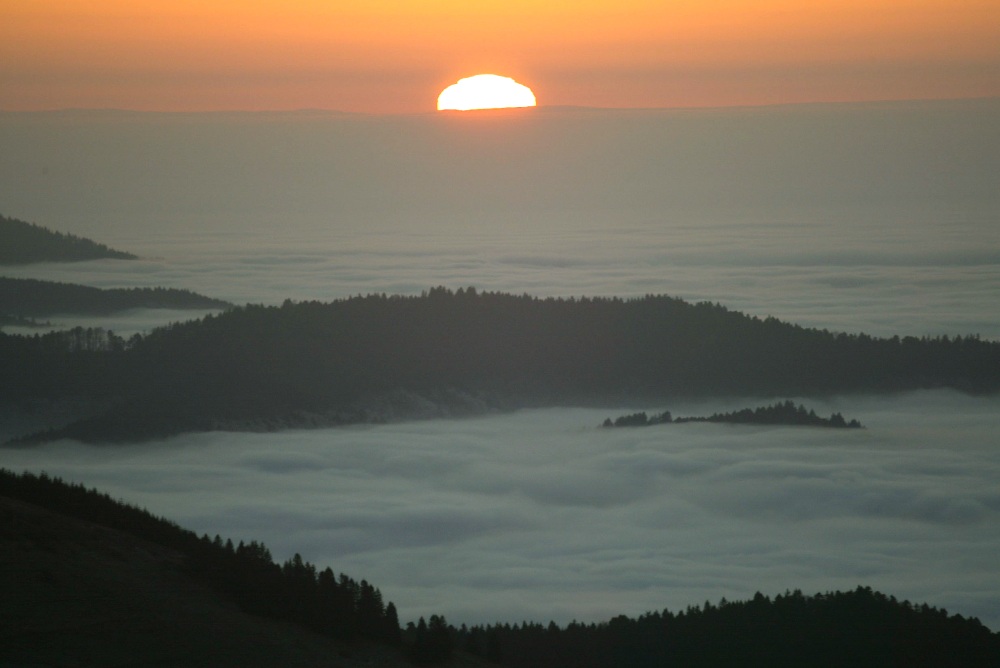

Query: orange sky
left=2, top=0, right=998, bottom=113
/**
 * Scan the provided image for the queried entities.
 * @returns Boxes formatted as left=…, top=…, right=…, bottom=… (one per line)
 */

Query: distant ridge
left=602, top=401, right=864, bottom=429
left=0, top=214, right=136, bottom=264
left=0, top=276, right=232, bottom=318
left=4, top=288, right=997, bottom=444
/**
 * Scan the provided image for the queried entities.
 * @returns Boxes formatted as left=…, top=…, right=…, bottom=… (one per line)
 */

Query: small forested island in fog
left=0, top=276, right=232, bottom=320
left=3, top=467, right=998, bottom=667
left=602, top=401, right=863, bottom=429
left=0, top=313, right=51, bottom=329
left=0, top=214, right=137, bottom=264
left=3, top=287, right=998, bottom=444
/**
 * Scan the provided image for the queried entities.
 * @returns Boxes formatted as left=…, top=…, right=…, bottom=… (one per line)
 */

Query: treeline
left=455, top=587, right=1000, bottom=667
left=0, top=468, right=401, bottom=647
left=0, top=214, right=137, bottom=264
left=603, top=410, right=676, bottom=428
left=603, top=401, right=863, bottom=429
left=0, top=276, right=232, bottom=318
left=0, top=313, right=51, bottom=328
left=3, top=287, right=998, bottom=442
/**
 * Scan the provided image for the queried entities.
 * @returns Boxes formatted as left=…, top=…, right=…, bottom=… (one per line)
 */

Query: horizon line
left=2, top=95, right=998, bottom=118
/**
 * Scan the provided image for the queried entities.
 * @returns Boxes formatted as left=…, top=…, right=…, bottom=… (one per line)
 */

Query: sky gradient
left=3, top=0, right=999, bottom=113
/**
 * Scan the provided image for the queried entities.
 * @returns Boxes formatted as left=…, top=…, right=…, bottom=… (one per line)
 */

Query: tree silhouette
left=3, top=290, right=995, bottom=443
left=0, top=468, right=403, bottom=648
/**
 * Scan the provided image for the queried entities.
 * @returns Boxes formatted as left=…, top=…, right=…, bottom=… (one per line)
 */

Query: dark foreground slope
left=3, top=288, right=999, bottom=442
left=0, top=213, right=137, bottom=264
left=2, top=469, right=996, bottom=667
left=0, top=469, right=413, bottom=667
left=0, top=497, right=403, bottom=667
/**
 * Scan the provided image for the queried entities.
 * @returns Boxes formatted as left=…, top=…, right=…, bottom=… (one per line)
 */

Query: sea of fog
left=1, top=99, right=999, bottom=628
left=1, top=100, right=999, bottom=338
left=4, top=394, right=1000, bottom=630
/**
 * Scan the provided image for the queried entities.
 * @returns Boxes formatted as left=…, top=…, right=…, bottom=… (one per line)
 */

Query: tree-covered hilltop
left=456, top=587, right=1000, bottom=667
left=602, top=401, right=863, bottom=429
left=2, top=287, right=998, bottom=443
left=602, top=410, right=676, bottom=428
left=0, top=213, right=137, bottom=264
left=0, top=276, right=232, bottom=318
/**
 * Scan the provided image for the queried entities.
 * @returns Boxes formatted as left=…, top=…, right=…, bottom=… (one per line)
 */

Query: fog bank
left=2, top=100, right=999, bottom=338
left=5, top=391, right=999, bottom=630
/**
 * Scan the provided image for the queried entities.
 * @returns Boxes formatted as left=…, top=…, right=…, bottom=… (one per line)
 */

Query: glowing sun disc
left=437, top=74, right=536, bottom=111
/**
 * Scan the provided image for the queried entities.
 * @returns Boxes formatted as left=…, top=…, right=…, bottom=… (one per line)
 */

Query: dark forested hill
left=459, top=588, right=1000, bottom=667
left=0, top=276, right=232, bottom=318
left=3, top=288, right=998, bottom=443
left=3, top=468, right=996, bottom=666
left=0, top=214, right=137, bottom=264
left=0, top=468, right=409, bottom=667
left=603, top=401, right=864, bottom=429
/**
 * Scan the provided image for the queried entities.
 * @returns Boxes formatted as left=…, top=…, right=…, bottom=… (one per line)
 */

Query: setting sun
left=437, top=74, right=537, bottom=111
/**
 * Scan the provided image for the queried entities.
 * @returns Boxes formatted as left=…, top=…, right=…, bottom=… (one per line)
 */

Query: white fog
left=3, top=392, right=1000, bottom=629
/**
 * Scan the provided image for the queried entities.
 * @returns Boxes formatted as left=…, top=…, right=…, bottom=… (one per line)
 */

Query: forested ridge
left=454, top=587, right=1000, bottom=667
left=3, top=468, right=997, bottom=666
left=0, top=214, right=137, bottom=264
left=3, top=287, right=998, bottom=443
left=603, top=401, right=863, bottom=429
left=0, top=468, right=402, bottom=648
left=0, top=276, right=232, bottom=318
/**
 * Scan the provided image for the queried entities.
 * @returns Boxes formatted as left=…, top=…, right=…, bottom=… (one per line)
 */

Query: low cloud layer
left=2, top=101, right=999, bottom=339
left=4, top=225, right=999, bottom=340
left=6, top=391, right=1000, bottom=630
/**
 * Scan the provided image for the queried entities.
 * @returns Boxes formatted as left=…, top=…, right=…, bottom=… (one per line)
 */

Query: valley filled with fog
left=4, top=392, right=1000, bottom=629
left=2, top=99, right=999, bottom=629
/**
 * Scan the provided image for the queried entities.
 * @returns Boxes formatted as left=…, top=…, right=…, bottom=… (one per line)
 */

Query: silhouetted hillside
left=2, top=469, right=996, bottom=666
left=0, top=276, right=232, bottom=318
left=457, top=588, right=1000, bottom=667
left=0, top=468, right=409, bottom=666
left=0, top=214, right=137, bottom=264
left=603, top=401, right=863, bottom=429
left=3, top=288, right=998, bottom=443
